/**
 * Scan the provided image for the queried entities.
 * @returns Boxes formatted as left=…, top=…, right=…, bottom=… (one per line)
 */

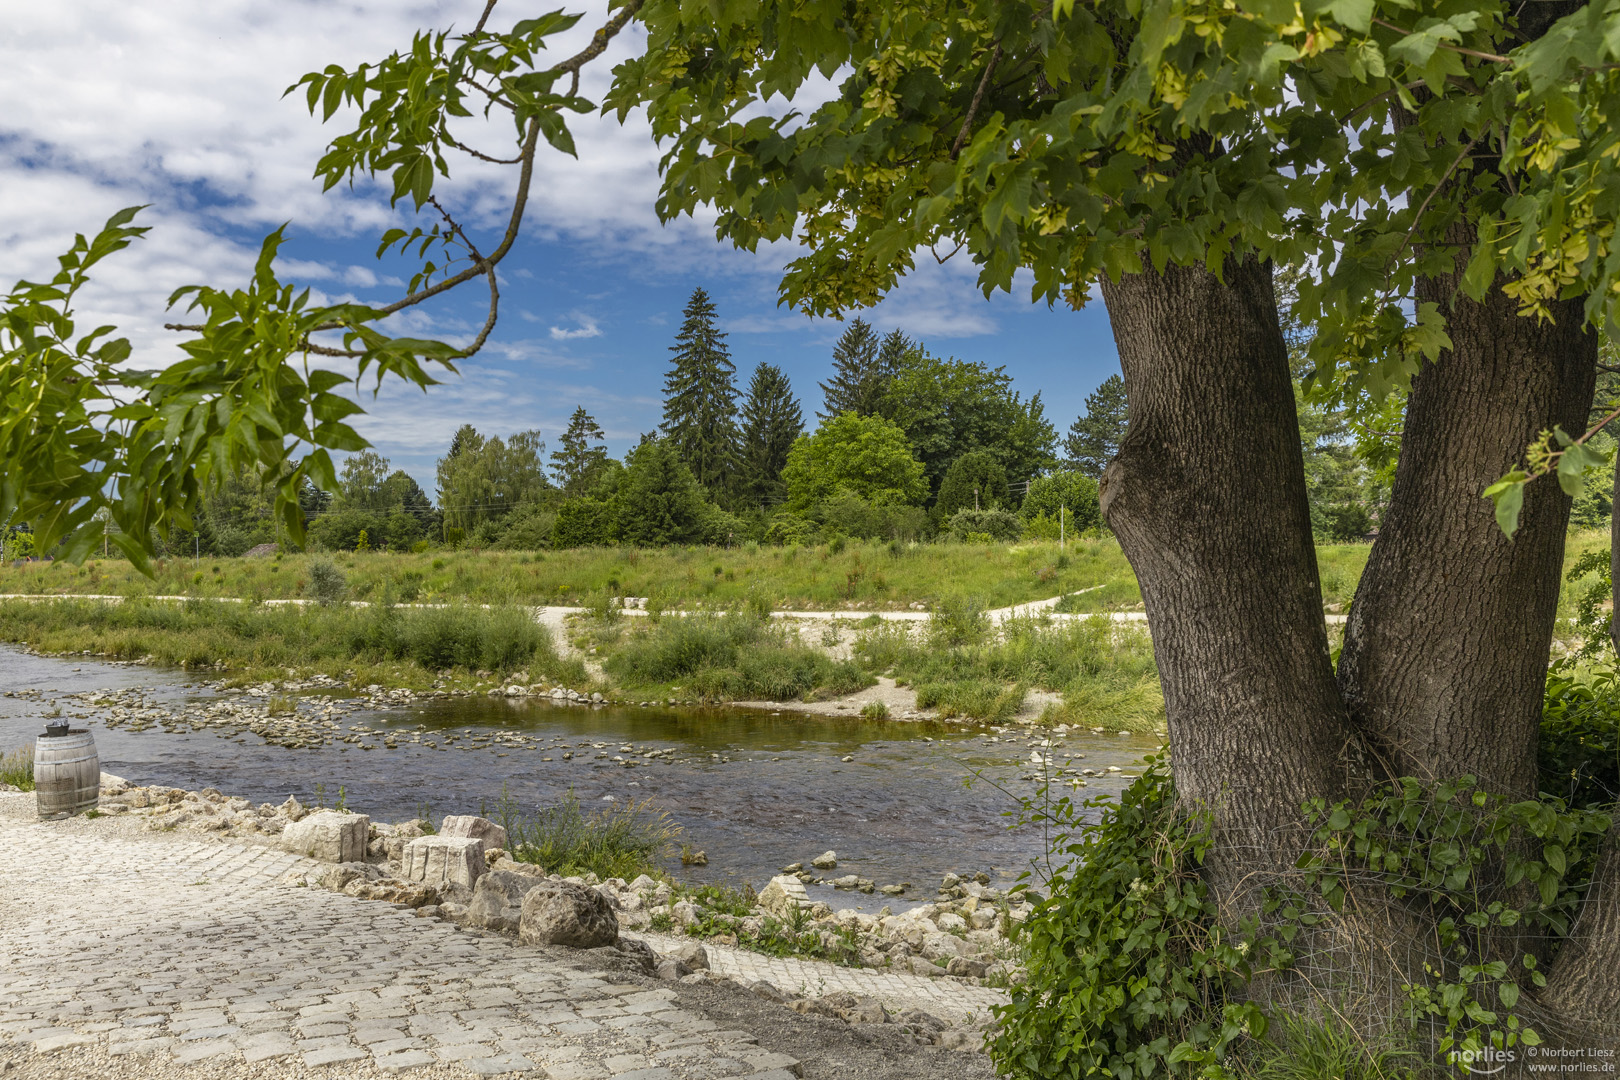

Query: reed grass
left=0, top=744, right=34, bottom=791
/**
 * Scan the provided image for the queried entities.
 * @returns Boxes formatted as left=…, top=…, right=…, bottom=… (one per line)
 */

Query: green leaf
left=1482, top=473, right=1529, bottom=538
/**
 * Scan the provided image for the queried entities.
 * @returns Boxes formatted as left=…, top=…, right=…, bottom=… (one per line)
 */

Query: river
left=0, top=646, right=1156, bottom=909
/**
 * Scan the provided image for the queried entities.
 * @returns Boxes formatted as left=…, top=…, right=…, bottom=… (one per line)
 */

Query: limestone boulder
left=463, top=870, right=544, bottom=934
left=757, top=875, right=809, bottom=919
left=439, top=814, right=509, bottom=853
left=517, top=880, right=618, bottom=949
left=281, top=811, right=369, bottom=863
left=669, top=940, right=710, bottom=971
left=402, top=836, right=486, bottom=890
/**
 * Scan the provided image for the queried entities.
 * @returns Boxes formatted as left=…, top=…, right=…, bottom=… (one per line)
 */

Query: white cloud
left=549, top=314, right=602, bottom=341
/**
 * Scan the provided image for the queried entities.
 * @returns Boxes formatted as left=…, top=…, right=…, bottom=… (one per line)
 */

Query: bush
left=306, top=560, right=348, bottom=606
left=946, top=508, right=1023, bottom=542
left=1020, top=471, right=1101, bottom=530
left=914, top=679, right=1025, bottom=721
left=1541, top=668, right=1620, bottom=809
left=493, top=504, right=557, bottom=550
left=816, top=492, right=930, bottom=542
left=552, top=498, right=617, bottom=548
left=990, top=763, right=1264, bottom=1079
left=935, top=450, right=1012, bottom=518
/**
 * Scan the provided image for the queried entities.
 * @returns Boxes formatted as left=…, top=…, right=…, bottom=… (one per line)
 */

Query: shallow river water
left=0, top=646, right=1157, bottom=909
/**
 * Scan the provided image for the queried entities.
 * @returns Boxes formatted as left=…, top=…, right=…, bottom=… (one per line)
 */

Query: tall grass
left=496, top=789, right=680, bottom=880
left=856, top=613, right=1164, bottom=728
left=0, top=597, right=586, bottom=686
left=604, top=609, right=872, bottom=702
left=0, top=744, right=34, bottom=791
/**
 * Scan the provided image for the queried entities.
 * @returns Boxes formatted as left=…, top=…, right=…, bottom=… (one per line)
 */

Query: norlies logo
left=1449, top=1047, right=1518, bottom=1075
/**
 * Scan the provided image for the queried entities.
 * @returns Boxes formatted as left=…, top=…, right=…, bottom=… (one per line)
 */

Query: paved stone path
left=0, top=798, right=800, bottom=1078
left=626, top=932, right=1002, bottom=1025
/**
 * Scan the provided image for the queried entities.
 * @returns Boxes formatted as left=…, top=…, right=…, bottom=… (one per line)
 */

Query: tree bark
left=1336, top=235, right=1596, bottom=799
left=1099, top=256, right=1367, bottom=894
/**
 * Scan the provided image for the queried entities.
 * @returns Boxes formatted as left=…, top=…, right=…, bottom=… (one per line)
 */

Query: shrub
left=1540, top=668, right=1620, bottom=809
left=936, top=450, right=1012, bottom=518
left=946, top=508, right=1023, bottom=542
left=306, top=559, right=348, bottom=606
left=552, top=498, right=616, bottom=548
left=914, top=679, right=1025, bottom=721
left=1020, top=471, right=1101, bottom=530
left=928, top=594, right=990, bottom=648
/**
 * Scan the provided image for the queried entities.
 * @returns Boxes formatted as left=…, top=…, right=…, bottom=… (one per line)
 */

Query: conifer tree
left=1063, top=374, right=1128, bottom=479
left=660, top=287, right=739, bottom=497
left=550, top=406, right=611, bottom=496
left=818, top=317, right=881, bottom=419
left=737, top=363, right=804, bottom=506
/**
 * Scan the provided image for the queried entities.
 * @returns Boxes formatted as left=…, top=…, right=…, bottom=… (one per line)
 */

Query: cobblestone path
left=0, top=796, right=1000, bottom=1079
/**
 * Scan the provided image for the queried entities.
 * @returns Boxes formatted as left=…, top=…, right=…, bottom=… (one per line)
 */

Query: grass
left=856, top=612, right=1164, bottom=729
left=0, top=597, right=588, bottom=689
left=1, top=744, right=33, bottom=791
left=494, top=789, right=680, bottom=881
left=601, top=608, right=873, bottom=703
left=4, top=532, right=1610, bottom=616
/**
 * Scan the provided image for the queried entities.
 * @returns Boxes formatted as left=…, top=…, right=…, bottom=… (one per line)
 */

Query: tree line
left=139, top=281, right=1397, bottom=558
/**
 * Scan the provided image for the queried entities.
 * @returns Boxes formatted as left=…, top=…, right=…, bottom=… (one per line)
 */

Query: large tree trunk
left=1336, top=243, right=1596, bottom=799
left=1099, top=256, right=1367, bottom=891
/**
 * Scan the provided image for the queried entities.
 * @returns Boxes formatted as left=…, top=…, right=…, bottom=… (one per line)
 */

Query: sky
left=0, top=0, right=1123, bottom=494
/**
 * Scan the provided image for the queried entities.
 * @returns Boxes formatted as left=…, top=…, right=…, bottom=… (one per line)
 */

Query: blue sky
left=0, top=0, right=1122, bottom=494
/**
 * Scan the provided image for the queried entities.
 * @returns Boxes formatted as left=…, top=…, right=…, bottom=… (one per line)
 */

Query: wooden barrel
left=34, top=730, right=100, bottom=819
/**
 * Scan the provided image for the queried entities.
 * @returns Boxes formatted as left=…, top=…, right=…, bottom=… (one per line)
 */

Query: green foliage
left=936, top=450, right=1011, bottom=518
left=814, top=492, right=930, bottom=542
left=1245, top=1014, right=1419, bottom=1080
left=1020, top=472, right=1101, bottom=532
left=1064, top=375, right=1129, bottom=480
left=1295, top=778, right=1612, bottom=1059
left=661, top=288, right=739, bottom=499
left=736, top=363, right=804, bottom=508
left=781, top=412, right=929, bottom=513
left=990, top=762, right=1266, bottom=1080
left=1563, top=549, right=1614, bottom=662
left=603, top=609, right=871, bottom=702
left=879, top=351, right=1059, bottom=498
left=615, top=440, right=721, bottom=547
left=501, top=789, right=680, bottom=881
left=1540, top=669, right=1620, bottom=810
left=435, top=426, right=552, bottom=539
left=0, top=596, right=583, bottom=686
left=2, top=211, right=455, bottom=568
left=550, top=407, right=611, bottom=498
left=552, top=498, right=617, bottom=549
left=0, top=744, right=34, bottom=791
left=946, top=509, right=1024, bottom=543
left=820, top=317, right=904, bottom=421
left=306, top=559, right=348, bottom=606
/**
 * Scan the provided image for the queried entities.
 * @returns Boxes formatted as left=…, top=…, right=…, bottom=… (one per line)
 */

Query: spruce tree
left=818, top=317, right=881, bottom=419
left=1064, top=374, right=1129, bottom=478
left=551, top=406, right=611, bottom=496
left=660, top=287, right=739, bottom=498
left=737, top=363, right=804, bottom=506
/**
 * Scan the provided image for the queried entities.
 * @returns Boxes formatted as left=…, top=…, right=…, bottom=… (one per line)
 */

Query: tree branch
left=951, top=42, right=1003, bottom=160
left=1383, top=129, right=1486, bottom=275
left=1372, top=19, right=1512, bottom=64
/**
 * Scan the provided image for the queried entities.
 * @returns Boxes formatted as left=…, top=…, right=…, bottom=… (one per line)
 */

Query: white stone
left=402, top=835, right=486, bottom=889
left=280, top=811, right=369, bottom=862
left=439, top=814, right=509, bottom=853
left=757, top=875, right=810, bottom=918
left=811, top=850, right=838, bottom=870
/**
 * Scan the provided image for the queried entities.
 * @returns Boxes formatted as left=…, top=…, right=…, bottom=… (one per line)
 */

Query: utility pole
left=1060, top=504, right=1066, bottom=549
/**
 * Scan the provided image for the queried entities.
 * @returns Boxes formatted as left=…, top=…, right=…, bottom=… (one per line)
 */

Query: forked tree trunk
left=1099, top=256, right=1367, bottom=904
left=1337, top=241, right=1596, bottom=799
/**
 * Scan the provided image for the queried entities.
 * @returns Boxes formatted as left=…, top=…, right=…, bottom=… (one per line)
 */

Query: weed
left=503, top=790, right=679, bottom=880
left=1, top=745, right=34, bottom=790
left=307, top=560, right=348, bottom=606
left=860, top=700, right=891, bottom=720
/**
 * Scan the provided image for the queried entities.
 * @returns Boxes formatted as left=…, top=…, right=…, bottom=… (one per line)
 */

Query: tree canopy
left=661, top=287, right=740, bottom=500
left=781, top=412, right=929, bottom=513
left=1064, top=375, right=1128, bottom=480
